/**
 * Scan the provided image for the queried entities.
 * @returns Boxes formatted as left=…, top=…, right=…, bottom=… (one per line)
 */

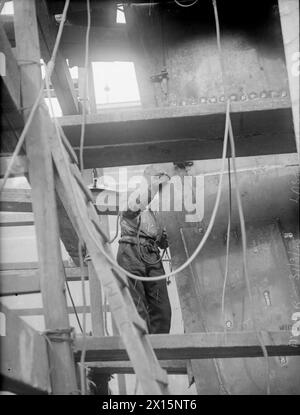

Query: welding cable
left=49, top=92, right=229, bottom=287
left=0, top=0, right=70, bottom=194
left=93, top=99, right=229, bottom=278
left=221, top=157, right=232, bottom=326
left=174, top=0, right=199, bottom=7
left=79, top=0, right=91, bottom=173
left=211, top=0, right=271, bottom=394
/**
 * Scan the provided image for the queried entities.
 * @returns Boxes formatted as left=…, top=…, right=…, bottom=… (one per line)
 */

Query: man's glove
left=157, top=230, right=169, bottom=250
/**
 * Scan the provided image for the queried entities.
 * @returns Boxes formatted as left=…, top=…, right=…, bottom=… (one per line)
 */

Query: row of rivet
left=166, top=89, right=289, bottom=106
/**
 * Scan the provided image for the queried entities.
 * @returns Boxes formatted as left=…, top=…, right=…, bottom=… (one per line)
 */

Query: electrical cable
left=221, top=157, right=232, bottom=325
left=174, top=0, right=199, bottom=7
left=79, top=0, right=91, bottom=173
left=211, top=0, right=271, bottom=394
left=78, top=0, right=91, bottom=395
left=0, top=0, right=70, bottom=194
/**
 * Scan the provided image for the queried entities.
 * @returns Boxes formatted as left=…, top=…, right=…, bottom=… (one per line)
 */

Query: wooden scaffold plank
left=58, top=100, right=296, bottom=168
left=74, top=331, right=300, bottom=362
left=0, top=303, right=51, bottom=394
left=0, top=265, right=88, bottom=296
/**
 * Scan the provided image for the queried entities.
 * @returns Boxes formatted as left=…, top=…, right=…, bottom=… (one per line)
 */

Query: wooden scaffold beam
left=74, top=331, right=300, bottom=362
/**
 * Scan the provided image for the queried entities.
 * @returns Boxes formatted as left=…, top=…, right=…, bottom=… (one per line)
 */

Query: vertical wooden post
left=278, top=0, right=299, bottom=158
left=87, top=260, right=105, bottom=336
left=82, top=169, right=111, bottom=394
left=82, top=169, right=106, bottom=336
left=13, top=0, right=78, bottom=394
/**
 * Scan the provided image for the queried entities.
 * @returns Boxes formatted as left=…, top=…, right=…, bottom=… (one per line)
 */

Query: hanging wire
left=221, top=157, right=232, bottom=325
left=78, top=0, right=91, bottom=395
left=79, top=0, right=91, bottom=173
left=211, top=0, right=271, bottom=395
left=174, top=0, right=199, bottom=7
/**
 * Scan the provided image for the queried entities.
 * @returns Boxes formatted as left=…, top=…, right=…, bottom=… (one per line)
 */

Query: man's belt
left=119, top=235, right=156, bottom=247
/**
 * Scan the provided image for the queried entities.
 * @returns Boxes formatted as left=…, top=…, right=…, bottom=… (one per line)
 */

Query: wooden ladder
left=49, top=118, right=169, bottom=395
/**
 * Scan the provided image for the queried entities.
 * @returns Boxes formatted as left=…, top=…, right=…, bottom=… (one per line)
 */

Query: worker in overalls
left=117, top=165, right=172, bottom=334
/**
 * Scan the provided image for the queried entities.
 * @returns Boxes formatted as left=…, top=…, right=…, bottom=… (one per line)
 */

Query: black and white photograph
left=0, top=0, right=299, bottom=400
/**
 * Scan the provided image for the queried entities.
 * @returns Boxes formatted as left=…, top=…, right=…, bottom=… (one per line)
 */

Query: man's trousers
left=117, top=241, right=171, bottom=334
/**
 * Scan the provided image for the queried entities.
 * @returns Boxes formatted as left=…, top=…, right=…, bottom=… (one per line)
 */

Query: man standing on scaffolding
left=117, top=165, right=172, bottom=334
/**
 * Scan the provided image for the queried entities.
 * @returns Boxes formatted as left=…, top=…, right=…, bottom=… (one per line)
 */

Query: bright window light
left=92, top=61, right=140, bottom=105
left=116, top=5, right=126, bottom=24
left=1, top=1, right=14, bottom=15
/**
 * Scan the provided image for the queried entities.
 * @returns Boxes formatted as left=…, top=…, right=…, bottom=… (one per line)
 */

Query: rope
left=0, top=0, right=70, bottom=194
